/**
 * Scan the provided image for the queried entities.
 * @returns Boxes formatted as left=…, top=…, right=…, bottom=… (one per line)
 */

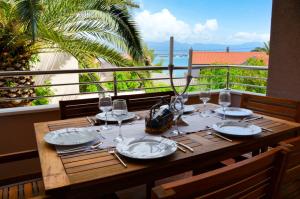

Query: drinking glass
left=99, top=95, right=112, bottom=130
left=218, top=89, right=231, bottom=120
left=181, top=93, right=189, bottom=105
left=199, top=89, right=211, bottom=117
left=112, top=99, right=128, bottom=142
left=170, top=96, right=184, bottom=135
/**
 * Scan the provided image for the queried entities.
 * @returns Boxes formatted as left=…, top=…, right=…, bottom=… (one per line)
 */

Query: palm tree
left=0, top=0, right=143, bottom=107
left=251, top=41, right=270, bottom=55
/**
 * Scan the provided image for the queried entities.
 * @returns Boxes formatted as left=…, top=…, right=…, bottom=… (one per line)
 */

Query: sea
left=153, top=55, right=188, bottom=77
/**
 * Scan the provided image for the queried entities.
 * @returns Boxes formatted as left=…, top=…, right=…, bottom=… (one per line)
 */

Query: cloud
left=134, top=9, right=218, bottom=43
left=231, top=32, right=270, bottom=42
left=194, top=19, right=218, bottom=33
left=135, top=9, right=269, bottom=44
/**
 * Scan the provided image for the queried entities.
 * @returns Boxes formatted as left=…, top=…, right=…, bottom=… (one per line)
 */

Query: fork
left=240, top=116, right=263, bottom=122
left=176, top=142, right=194, bottom=152
left=108, top=148, right=127, bottom=168
left=205, top=126, right=233, bottom=142
left=58, top=141, right=103, bottom=155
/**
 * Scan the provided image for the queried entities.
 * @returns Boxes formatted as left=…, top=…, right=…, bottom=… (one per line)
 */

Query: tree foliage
left=251, top=41, right=270, bottom=55
left=0, top=0, right=144, bottom=66
left=198, top=58, right=268, bottom=94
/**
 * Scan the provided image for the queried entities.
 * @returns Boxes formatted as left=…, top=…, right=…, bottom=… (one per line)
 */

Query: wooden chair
left=111, top=91, right=174, bottom=112
left=0, top=150, right=45, bottom=199
left=59, top=92, right=175, bottom=119
left=152, top=147, right=287, bottom=199
left=279, top=136, right=300, bottom=199
left=59, top=98, right=99, bottom=119
left=240, top=94, right=300, bottom=122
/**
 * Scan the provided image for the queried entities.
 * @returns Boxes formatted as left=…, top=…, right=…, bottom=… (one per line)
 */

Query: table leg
left=146, top=181, right=155, bottom=199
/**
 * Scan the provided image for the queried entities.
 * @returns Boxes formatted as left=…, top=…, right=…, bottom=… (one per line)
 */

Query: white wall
left=33, top=53, right=80, bottom=104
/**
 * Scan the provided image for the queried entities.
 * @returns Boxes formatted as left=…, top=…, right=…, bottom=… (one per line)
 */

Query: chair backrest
left=240, top=94, right=300, bottom=122
left=279, top=136, right=300, bottom=199
left=59, top=92, right=175, bottom=119
left=152, top=148, right=286, bottom=199
left=59, top=98, right=99, bottom=119
left=111, top=91, right=175, bottom=111
left=0, top=150, right=40, bottom=185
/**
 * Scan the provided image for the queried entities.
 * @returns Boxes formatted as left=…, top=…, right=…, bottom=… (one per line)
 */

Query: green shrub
left=32, top=81, right=54, bottom=105
left=198, top=58, right=268, bottom=94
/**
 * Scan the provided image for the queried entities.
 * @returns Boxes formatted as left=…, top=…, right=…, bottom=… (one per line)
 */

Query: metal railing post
left=113, top=72, right=118, bottom=96
left=226, top=65, right=230, bottom=89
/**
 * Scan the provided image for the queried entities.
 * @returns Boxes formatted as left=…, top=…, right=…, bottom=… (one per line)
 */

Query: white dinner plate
left=160, top=105, right=195, bottom=113
left=116, top=136, right=177, bottom=159
left=214, top=107, right=253, bottom=117
left=96, top=112, right=136, bottom=122
left=183, top=105, right=195, bottom=113
left=44, top=128, right=99, bottom=146
left=212, top=121, right=262, bottom=136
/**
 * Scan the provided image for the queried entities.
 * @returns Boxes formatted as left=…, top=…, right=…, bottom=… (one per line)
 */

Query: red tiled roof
left=192, top=52, right=269, bottom=65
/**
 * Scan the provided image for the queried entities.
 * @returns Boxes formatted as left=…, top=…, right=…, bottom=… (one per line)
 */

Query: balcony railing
left=0, top=65, right=268, bottom=103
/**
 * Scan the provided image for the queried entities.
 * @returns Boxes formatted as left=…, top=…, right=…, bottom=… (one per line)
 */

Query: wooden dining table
left=34, top=104, right=300, bottom=199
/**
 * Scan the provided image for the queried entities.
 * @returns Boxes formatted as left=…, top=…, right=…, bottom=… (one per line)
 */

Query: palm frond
left=16, top=0, right=42, bottom=42
left=46, top=7, right=143, bottom=62
left=38, top=24, right=131, bottom=66
left=105, top=5, right=143, bottom=61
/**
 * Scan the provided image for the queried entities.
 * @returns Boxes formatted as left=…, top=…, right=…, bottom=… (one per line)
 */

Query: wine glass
left=99, top=95, right=112, bottom=130
left=170, top=96, right=184, bottom=135
left=218, top=89, right=231, bottom=120
left=181, top=93, right=189, bottom=105
left=199, top=89, right=211, bottom=117
left=112, top=99, right=128, bottom=142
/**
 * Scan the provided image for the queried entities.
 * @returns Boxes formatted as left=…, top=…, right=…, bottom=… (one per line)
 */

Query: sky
left=133, top=0, right=272, bottom=44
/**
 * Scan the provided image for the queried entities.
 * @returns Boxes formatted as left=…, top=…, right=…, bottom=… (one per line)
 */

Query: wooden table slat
left=64, top=154, right=114, bottom=169
left=66, top=160, right=121, bottom=174
left=61, top=151, right=109, bottom=163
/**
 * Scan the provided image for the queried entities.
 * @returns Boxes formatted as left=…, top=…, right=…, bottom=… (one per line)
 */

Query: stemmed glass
left=170, top=96, right=184, bottom=135
left=112, top=99, right=128, bottom=143
left=218, top=89, right=231, bottom=120
left=181, top=93, right=189, bottom=105
left=99, top=94, right=112, bottom=130
left=199, top=89, right=211, bottom=117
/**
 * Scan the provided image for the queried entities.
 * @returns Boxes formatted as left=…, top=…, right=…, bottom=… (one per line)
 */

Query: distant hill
left=147, top=41, right=264, bottom=55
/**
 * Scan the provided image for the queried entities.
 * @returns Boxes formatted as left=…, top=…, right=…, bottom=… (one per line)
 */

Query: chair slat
left=0, top=150, right=38, bottom=164
left=239, top=183, right=269, bottom=199
left=18, top=184, right=24, bottom=199
left=59, top=98, right=99, bottom=119
left=23, top=182, right=33, bottom=198
left=245, top=101, right=296, bottom=118
left=8, top=185, right=18, bottom=199
left=279, top=136, right=300, bottom=199
left=0, top=179, right=45, bottom=199
left=152, top=148, right=286, bottom=199
left=37, top=180, right=44, bottom=195
left=59, top=92, right=175, bottom=119
left=285, top=151, right=300, bottom=169
left=3, top=187, right=9, bottom=199
left=197, top=168, right=272, bottom=199
left=112, top=91, right=174, bottom=112
left=32, top=181, right=39, bottom=196
left=240, top=94, right=300, bottom=122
